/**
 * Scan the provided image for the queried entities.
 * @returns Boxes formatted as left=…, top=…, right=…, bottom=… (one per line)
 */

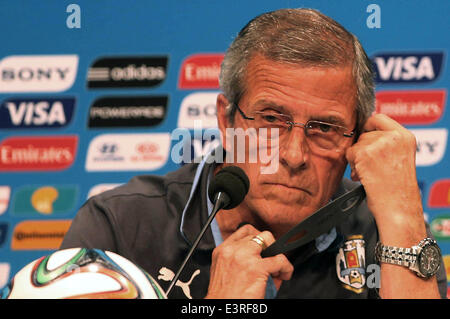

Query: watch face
left=418, top=244, right=441, bottom=277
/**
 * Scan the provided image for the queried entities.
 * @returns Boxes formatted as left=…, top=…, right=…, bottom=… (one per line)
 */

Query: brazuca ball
left=1, top=248, right=166, bottom=299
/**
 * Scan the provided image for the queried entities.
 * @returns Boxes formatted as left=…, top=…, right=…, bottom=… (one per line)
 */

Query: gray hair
left=219, top=8, right=375, bottom=136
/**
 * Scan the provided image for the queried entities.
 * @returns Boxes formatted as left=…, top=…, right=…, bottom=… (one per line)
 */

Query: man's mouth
left=263, top=182, right=312, bottom=195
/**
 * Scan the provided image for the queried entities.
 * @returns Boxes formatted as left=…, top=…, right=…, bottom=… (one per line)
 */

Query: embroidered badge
left=336, top=235, right=366, bottom=294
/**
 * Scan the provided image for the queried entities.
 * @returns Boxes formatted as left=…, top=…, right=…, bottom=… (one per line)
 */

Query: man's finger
left=264, top=254, right=294, bottom=281
left=225, top=223, right=259, bottom=242
left=363, top=113, right=404, bottom=133
left=248, top=230, right=275, bottom=252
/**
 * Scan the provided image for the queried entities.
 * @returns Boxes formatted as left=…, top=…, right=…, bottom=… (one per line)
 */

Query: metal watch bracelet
left=375, top=242, right=418, bottom=267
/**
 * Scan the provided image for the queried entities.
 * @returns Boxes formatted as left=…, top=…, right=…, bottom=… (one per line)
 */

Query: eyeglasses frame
left=233, top=103, right=355, bottom=140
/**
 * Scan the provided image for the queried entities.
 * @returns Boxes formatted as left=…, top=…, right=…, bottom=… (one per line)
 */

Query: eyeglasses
left=234, top=103, right=355, bottom=151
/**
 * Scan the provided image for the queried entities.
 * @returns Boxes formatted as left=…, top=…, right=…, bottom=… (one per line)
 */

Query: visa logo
left=372, top=52, right=444, bottom=84
left=0, top=97, right=75, bottom=128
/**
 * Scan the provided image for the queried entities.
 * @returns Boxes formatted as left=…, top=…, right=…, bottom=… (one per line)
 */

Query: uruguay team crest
left=336, top=235, right=366, bottom=293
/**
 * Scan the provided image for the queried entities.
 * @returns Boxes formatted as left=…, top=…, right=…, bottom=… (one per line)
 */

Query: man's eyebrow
left=310, top=115, right=348, bottom=128
left=253, top=100, right=290, bottom=113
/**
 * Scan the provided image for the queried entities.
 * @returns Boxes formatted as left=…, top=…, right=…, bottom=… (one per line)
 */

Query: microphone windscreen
left=208, top=166, right=250, bottom=209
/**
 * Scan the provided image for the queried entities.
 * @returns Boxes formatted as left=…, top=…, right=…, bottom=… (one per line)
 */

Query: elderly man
left=61, top=8, right=447, bottom=299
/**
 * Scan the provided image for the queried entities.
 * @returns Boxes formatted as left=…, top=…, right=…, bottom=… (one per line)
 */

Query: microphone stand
left=165, top=192, right=229, bottom=297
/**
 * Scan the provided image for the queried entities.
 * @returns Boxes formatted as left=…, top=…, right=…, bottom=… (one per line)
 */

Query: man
left=61, top=8, right=447, bottom=298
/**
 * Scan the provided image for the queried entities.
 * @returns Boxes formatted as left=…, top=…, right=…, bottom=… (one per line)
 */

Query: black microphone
left=208, top=165, right=250, bottom=210
left=165, top=165, right=249, bottom=297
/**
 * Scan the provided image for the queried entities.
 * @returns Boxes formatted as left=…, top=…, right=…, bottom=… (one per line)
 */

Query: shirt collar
left=179, top=149, right=218, bottom=250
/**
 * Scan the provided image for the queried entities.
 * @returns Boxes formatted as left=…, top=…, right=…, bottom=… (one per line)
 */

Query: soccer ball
left=1, top=248, right=167, bottom=299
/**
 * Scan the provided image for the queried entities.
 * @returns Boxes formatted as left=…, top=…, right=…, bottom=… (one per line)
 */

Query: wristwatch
left=375, top=238, right=441, bottom=278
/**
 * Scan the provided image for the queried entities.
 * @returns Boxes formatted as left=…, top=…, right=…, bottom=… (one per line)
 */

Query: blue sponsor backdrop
left=0, top=0, right=449, bottom=295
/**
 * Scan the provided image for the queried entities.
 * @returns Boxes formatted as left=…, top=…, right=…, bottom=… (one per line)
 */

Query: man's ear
left=216, top=93, right=231, bottom=151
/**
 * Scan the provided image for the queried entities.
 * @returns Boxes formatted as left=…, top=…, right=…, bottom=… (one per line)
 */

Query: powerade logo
left=372, top=52, right=444, bottom=84
left=88, top=96, right=167, bottom=128
left=12, top=185, right=78, bottom=216
left=0, top=55, right=78, bottom=92
left=0, top=135, right=78, bottom=171
left=87, top=56, right=168, bottom=88
left=0, top=97, right=75, bottom=129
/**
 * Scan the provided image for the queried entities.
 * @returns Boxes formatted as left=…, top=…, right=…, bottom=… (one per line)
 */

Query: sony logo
left=1, top=68, right=71, bottom=81
left=0, top=55, right=78, bottom=93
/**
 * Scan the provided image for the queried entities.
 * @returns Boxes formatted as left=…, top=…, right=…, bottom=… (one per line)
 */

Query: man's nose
left=279, top=126, right=309, bottom=170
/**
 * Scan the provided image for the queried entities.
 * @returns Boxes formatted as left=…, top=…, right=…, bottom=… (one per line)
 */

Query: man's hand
left=346, top=113, right=440, bottom=299
left=205, top=224, right=293, bottom=299
left=345, top=113, right=426, bottom=244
